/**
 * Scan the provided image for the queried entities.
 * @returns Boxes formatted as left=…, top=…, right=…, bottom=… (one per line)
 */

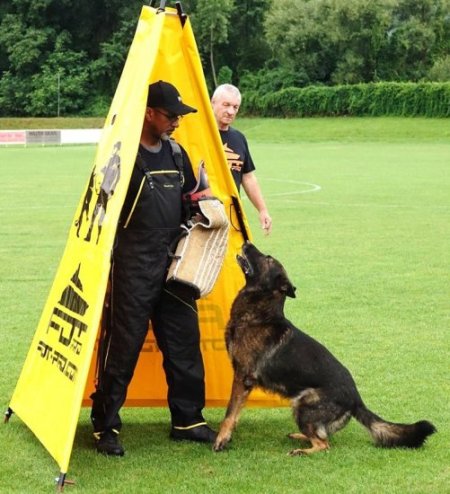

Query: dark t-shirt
left=219, top=127, right=255, bottom=190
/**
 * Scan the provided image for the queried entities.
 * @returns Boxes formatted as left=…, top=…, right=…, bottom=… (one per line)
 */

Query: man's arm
left=241, top=171, right=272, bottom=235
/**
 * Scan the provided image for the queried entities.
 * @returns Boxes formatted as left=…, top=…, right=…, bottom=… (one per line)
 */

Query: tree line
left=0, top=0, right=448, bottom=117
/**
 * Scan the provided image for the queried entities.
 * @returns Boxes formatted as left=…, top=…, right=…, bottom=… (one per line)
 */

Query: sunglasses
left=154, top=108, right=183, bottom=122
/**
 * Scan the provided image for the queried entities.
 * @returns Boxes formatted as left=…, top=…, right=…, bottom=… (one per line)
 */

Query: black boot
left=170, top=423, right=217, bottom=443
left=94, top=430, right=125, bottom=456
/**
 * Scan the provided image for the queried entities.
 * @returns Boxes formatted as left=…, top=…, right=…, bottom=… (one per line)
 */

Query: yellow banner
left=82, top=6, right=284, bottom=407
left=9, top=5, right=282, bottom=475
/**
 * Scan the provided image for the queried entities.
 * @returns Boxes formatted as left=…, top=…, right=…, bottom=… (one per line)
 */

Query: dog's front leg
left=213, top=374, right=252, bottom=452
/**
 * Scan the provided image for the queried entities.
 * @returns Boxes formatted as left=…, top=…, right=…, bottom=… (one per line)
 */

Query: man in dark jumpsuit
left=91, top=81, right=216, bottom=456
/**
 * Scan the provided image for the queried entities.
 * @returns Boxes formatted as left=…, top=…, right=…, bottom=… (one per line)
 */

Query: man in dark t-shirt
left=212, top=84, right=272, bottom=235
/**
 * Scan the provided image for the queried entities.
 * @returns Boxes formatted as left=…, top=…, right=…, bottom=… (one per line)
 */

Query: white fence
left=0, top=129, right=102, bottom=146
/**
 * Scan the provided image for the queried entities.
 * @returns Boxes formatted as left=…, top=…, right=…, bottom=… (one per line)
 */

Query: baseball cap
left=147, top=80, right=197, bottom=115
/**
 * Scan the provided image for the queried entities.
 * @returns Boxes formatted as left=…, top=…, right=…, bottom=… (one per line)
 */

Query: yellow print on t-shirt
left=223, top=143, right=243, bottom=173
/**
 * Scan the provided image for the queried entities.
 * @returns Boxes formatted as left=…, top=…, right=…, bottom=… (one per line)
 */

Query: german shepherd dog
left=213, top=242, right=436, bottom=455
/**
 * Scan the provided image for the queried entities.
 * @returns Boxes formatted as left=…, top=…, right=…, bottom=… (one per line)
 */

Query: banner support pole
left=156, top=0, right=167, bottom=13
left=55, top=473, right=75, bottom=492
left=231, top=196, right=250, bottom=242
left=4, top=407, right=13, bottom=423
left=175, top=2, right=187, bottom=27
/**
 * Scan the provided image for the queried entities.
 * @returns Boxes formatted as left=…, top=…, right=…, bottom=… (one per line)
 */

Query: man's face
left=212, top=92, right=240, bottom=131
left=145, top=107, right=182, bottom=138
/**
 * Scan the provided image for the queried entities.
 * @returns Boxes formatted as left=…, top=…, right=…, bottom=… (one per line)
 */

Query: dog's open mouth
left=237, top=253, right=253, bottom=276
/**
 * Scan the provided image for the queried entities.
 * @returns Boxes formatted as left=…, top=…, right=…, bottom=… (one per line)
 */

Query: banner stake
left=55, top=473, right=75, bottom=492
left=4, top=407, right=13, bottom=423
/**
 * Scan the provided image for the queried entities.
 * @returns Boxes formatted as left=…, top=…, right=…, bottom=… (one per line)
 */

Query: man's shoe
left=170, top=423, right=217, bottom=443
left=94, top=430, right=125, bottom=456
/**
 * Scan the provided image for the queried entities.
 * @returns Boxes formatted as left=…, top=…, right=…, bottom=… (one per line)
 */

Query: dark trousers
left=91, top=228, right=205, bottom=433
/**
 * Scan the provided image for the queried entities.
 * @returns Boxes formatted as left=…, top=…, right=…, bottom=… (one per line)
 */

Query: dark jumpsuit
left=91, top=141, right=206, bottom=433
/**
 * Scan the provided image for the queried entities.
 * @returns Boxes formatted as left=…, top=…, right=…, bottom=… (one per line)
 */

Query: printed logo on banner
left=75, top=141, right=122, bottom=244
left=139, top=302, right=228, bottom=353
left=38, top=265, right=89, bottom=383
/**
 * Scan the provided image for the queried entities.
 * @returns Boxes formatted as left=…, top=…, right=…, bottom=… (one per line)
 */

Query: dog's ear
left=282, top=281, right=296, bottom=298
left=276, top=273, right=296, bottom=298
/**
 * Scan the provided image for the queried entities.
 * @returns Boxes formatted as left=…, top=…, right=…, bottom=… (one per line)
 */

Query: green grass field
left=0, top=118, right=449, bottom=493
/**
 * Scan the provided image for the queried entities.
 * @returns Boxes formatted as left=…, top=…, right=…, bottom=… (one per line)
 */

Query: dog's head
left=237, top=242, right=296, bottom=298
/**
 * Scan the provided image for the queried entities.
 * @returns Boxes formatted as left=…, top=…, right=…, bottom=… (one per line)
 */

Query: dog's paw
left=213, top=435, right=231, bottom=452
left=287, top=448, right=308, bottom=457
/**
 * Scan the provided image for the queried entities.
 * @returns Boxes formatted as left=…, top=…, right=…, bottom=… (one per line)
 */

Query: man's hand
left=260, top=210, right=272, bottom=235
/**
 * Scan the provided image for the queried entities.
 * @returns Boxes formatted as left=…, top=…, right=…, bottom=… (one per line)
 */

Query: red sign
left=0, top=131, right=26, bottom=144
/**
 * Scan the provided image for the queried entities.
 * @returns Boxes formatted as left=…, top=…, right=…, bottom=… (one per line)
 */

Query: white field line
left=259, top=178, right=322, bottom=196
left=242, top=177, right=450, bottom=211
left=275, top=199, right=450, bottom=210
left=3, top=178, right=449, bottom=212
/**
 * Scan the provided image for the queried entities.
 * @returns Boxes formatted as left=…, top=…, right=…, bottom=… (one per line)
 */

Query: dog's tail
left=354, top=402, right=436, bottom=448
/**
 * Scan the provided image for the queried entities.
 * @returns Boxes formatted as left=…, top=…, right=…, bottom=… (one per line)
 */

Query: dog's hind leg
left=288, top=436, right=330, bottom=456
left=288, top=432, right=309, bottom=441
left=288, top=389, right=338, bottom=455
left=288, top=423, right=330, bottom=455
left=213, top=375, right=252, bottom=452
